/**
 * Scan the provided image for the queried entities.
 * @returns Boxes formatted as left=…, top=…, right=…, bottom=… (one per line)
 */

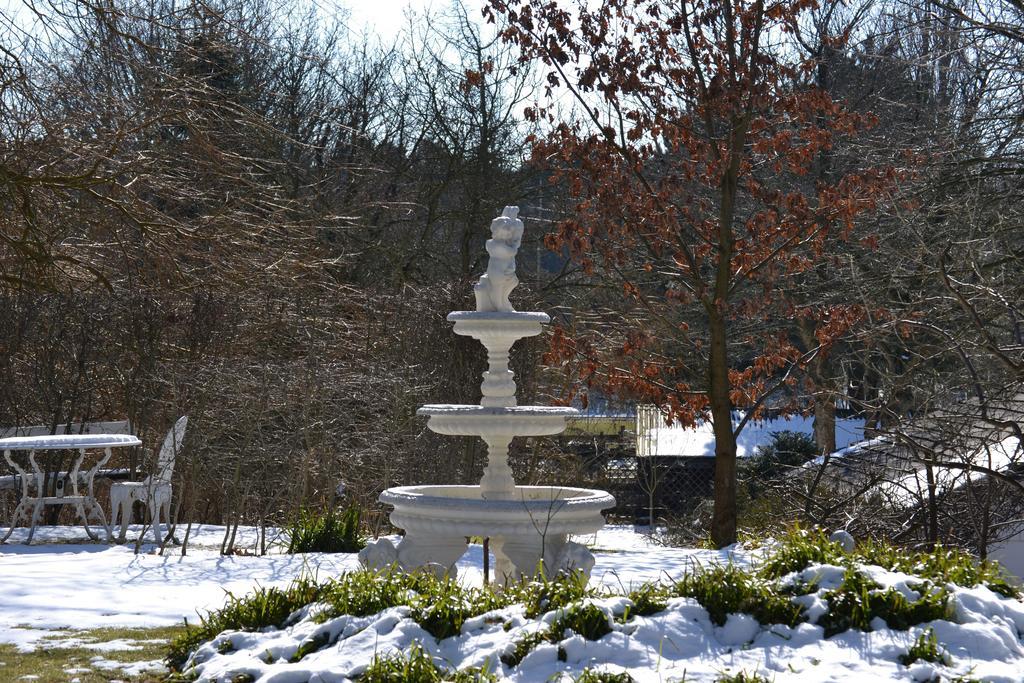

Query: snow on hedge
left=180, top=556, right=1024, bottom=682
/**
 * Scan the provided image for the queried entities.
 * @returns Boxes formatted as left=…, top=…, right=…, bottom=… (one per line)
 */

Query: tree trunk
left=925, top=458, right=938, bottom=550
left=708, top=111, right=749, bottom=548
left=813, top=393, right=837, bottom=455
left=707, top=113, right=746, bottom=549
left=709, top=309, right=738, bottom=547
left=797, top=318, right=838, bottom=455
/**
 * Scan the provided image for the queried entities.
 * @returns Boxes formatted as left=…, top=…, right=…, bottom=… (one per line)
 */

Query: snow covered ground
left=3, top=525, right=1024, bottom=682
left=643, top=413, right=865, bottom=457
left=0, top=524, right=738, bottom=650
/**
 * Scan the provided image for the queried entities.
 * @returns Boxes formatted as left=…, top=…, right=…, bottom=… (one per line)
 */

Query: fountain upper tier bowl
left=418, top=405, right=578, bottom=437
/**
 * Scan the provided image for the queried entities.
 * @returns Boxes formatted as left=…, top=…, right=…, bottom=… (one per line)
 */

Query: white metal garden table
left=0, top=433, right=141, bottom=544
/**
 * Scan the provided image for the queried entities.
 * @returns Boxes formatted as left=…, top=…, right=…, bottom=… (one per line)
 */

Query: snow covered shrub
left=501, top=602, right=613, bottom=667
left=168, top=570, right=419, bottom=671
left=289, top=631, right=330, bottom=663
left=817, top=567, right=949, bottom=637
left=410, top=577, right=508, bottom=640
left=167, top=537, right=1023, bottom=679
left=286, top=505, right=364, bottom=554
left=167, top=576, right=322, bottom=670
left=325, top=571, right=516, bottom=640
left=360, top=642, right=439, bottom=682
left=854, top=541, right=1019, bottom=598
left=746, top=431, right=819, bottom=480
left=500, top=629, right=550, bottom=667
left=360, top=642, right=494, bottom=682
left=673, top=564, right=803, bottom=628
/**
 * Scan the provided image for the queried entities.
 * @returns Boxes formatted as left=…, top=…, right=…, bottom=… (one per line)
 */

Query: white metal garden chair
left=110, top=416, right=187, bottom=544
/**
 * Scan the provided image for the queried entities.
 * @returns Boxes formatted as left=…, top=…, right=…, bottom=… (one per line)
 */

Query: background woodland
left=1, top=0, right=1021, bottom=552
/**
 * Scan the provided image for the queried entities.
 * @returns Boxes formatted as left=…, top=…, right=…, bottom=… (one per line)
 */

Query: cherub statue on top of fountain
left=474, top=206, right=524, bottom=312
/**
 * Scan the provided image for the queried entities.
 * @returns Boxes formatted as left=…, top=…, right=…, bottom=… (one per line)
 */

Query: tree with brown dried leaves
left=486, top=0, right=897, bottom=545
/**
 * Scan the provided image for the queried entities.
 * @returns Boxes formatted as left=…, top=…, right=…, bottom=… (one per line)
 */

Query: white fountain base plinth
left=360, top=485, right=615, bottom=583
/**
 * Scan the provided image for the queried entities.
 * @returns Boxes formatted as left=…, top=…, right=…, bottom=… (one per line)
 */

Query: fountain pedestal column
left=449, top=310, right=548, bottom=502
left=480, top=435, right=514, bottom=500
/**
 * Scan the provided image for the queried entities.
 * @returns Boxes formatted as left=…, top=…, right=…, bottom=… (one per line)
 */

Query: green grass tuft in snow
left=673, top=563, right=804, bottom=628
left=899, top=627, right=951, bottom=667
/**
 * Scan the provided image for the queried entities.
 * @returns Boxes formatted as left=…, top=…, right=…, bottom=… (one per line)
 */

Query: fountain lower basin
left=362, top=484, right=615, bottom=582
left=381, top=484, right=613, bottom=536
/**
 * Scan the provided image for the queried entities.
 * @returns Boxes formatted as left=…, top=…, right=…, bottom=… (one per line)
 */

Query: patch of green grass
left=0, top=625, right=180, bottom=682
left=576, top=670, right=636, bottom=682
left=290, top=631, right=330, bottom=662
left=851, top=539, right=908, bottom=572
left=360, top=643, right=444, bottom=682
left=500, top=629, right=550, bottom=667
left=450, top=665, right=499, bottom=682
left=716, top=671, right=770, bottom=683
left=758, top=526, right=844, bottom=579
left=286, top=505, right=365, bottom=554
left=501, top=601, right=614, bottom=667
left=777, top=575, right=823, bottom=598
left=408, top=575, right=509, bottom=640
left=322, top=570, right=517, bottom=640
left=624, top=583, right=670, bottom=619
left=673, top=564, right=804, bottom=628
left=817, top=567, right=949, bottom=637
left=511, top=569, right=597, bottom=619
left=899, top=627, right=951, bottom=667
left=550, top=602, right=613, bottom=641
left=316, top=570, right=419, bottom=622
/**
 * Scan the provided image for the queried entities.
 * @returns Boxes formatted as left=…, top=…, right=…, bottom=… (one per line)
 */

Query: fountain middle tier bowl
left=447, top=310, right=551, bottom=340
left=418, top=404, right=578, bottom=437
left=380, top=485, right=615, bottom=538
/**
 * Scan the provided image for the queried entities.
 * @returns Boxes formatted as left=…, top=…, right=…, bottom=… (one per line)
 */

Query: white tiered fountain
left=359, top=207, right=614, bottom=584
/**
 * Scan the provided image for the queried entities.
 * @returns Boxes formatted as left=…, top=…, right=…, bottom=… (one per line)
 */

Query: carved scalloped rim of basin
left=417, top=405, right=578, bottom=437
left=380, top=484, right=615, bottom=537
left=446, top=311, right=550, bottom=339
left=446, top=311, right=551, bottom=324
